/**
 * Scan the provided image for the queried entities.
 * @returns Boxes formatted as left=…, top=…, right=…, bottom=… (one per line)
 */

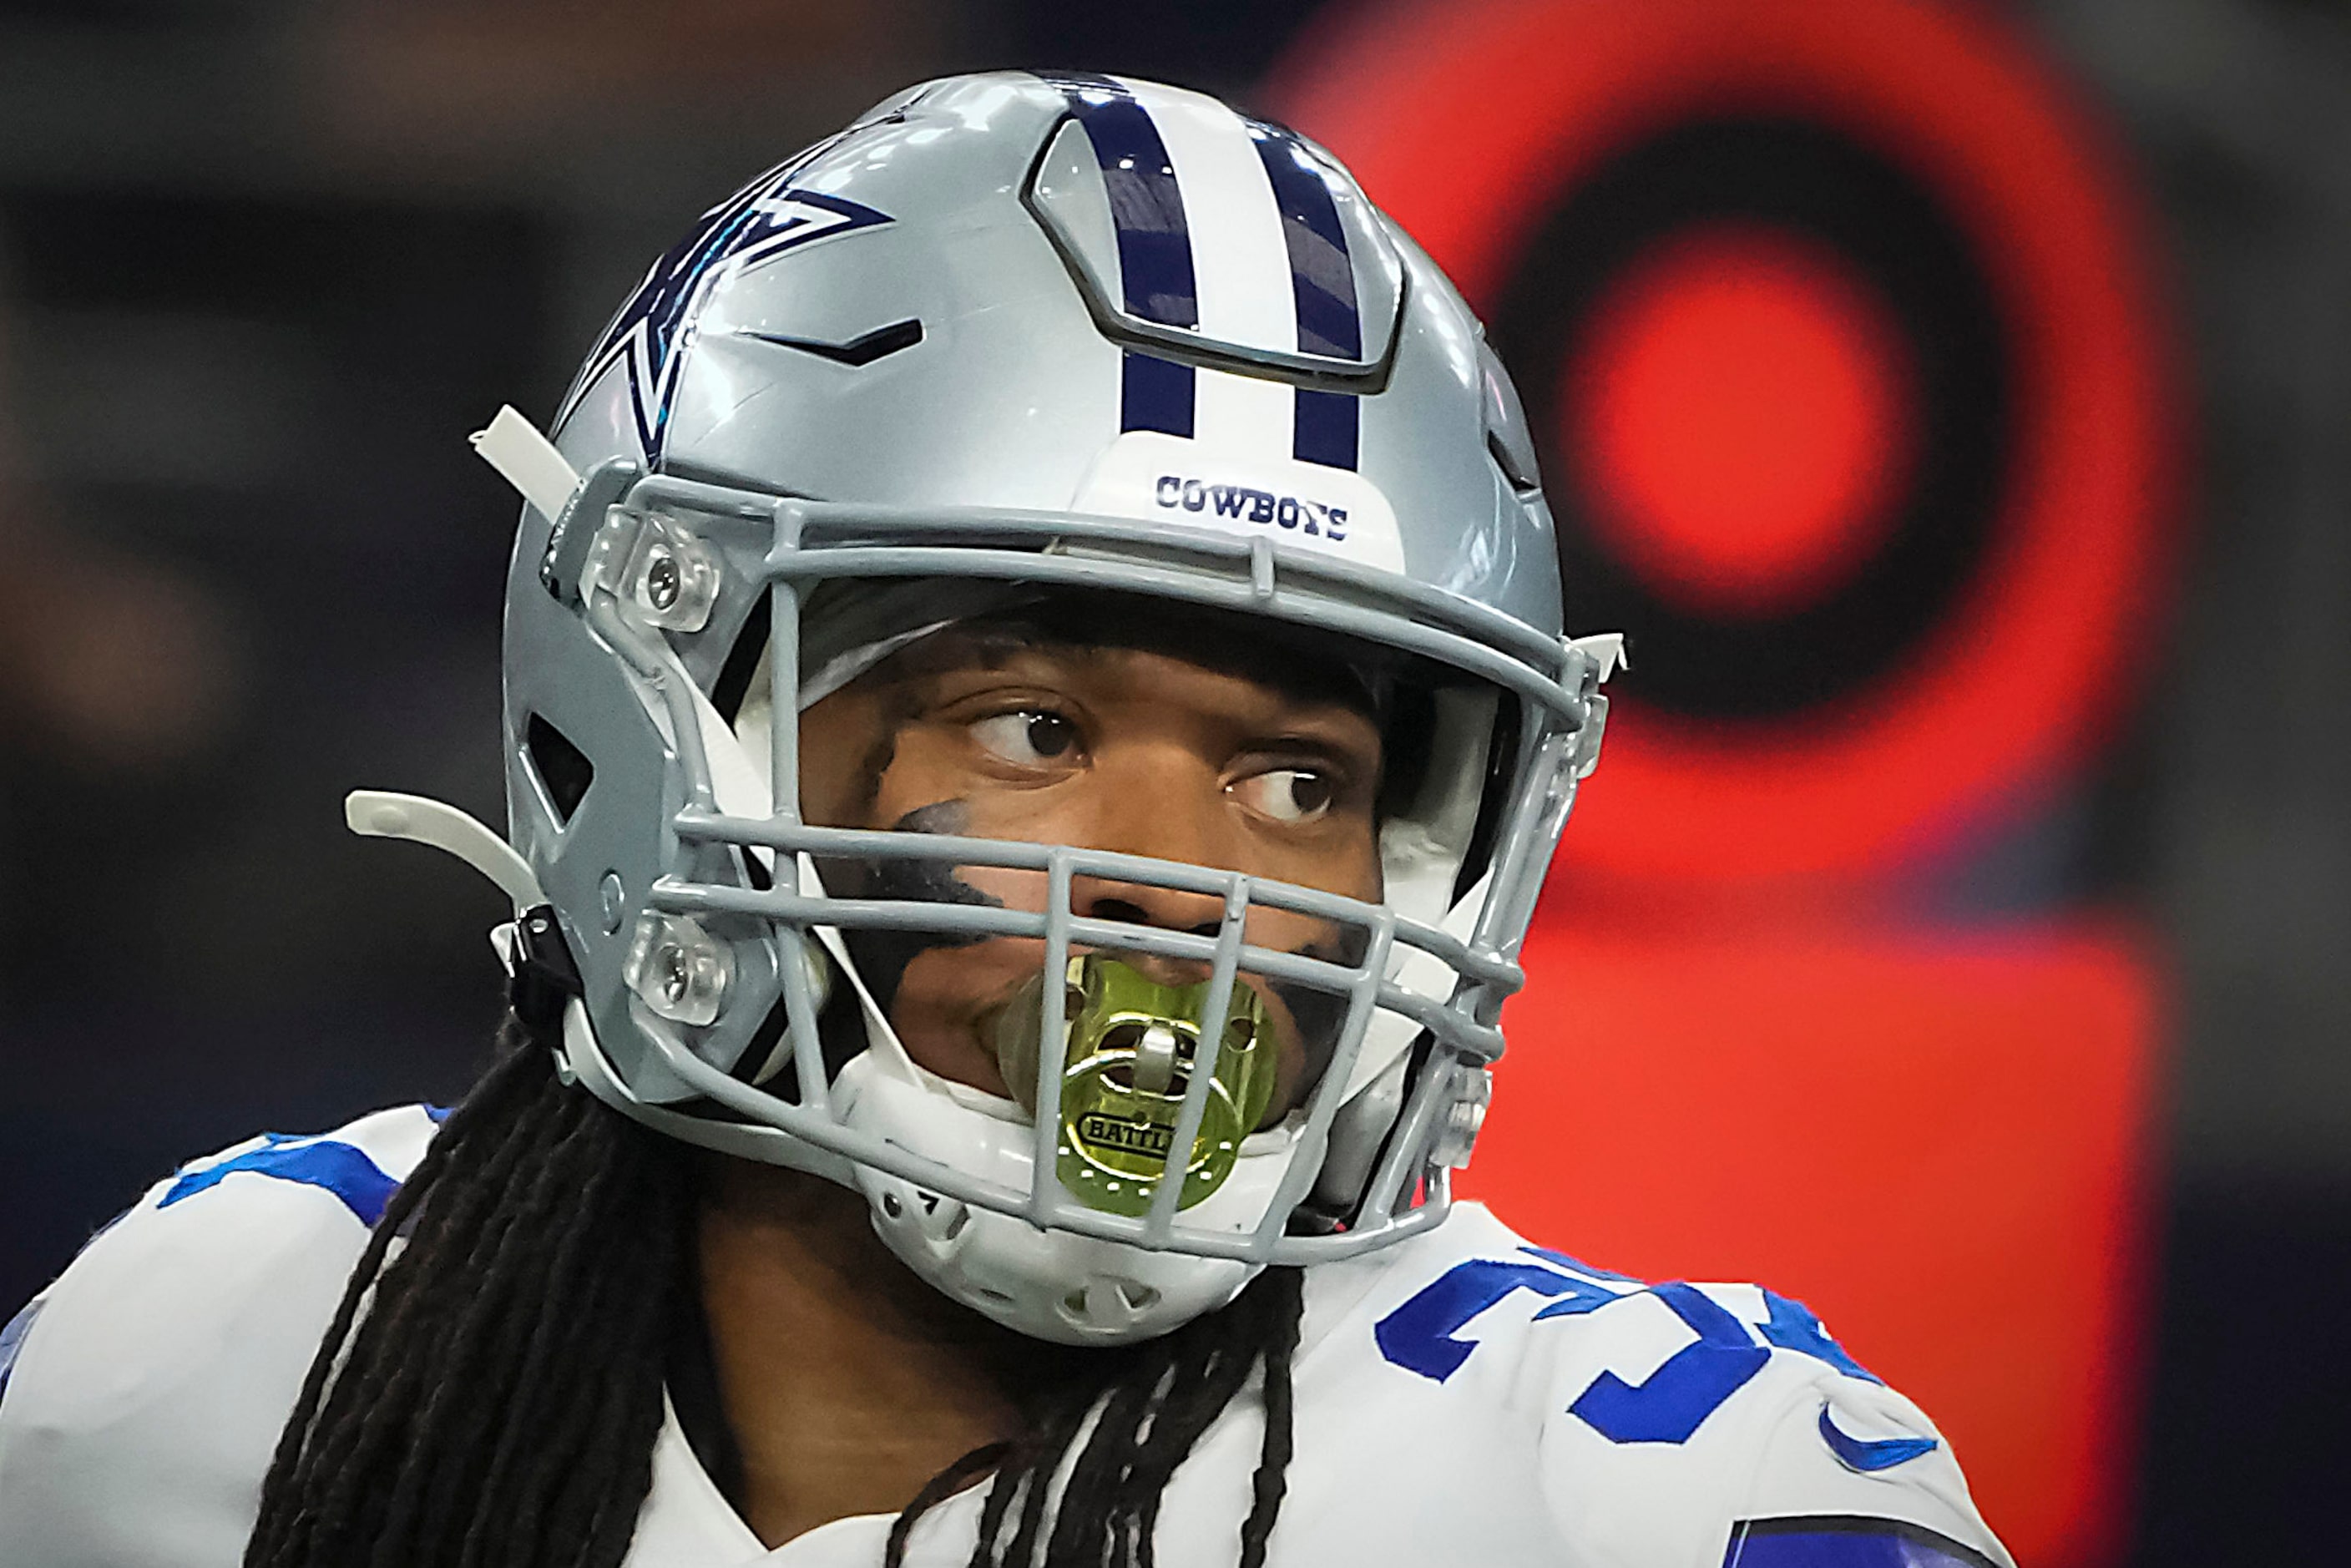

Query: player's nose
left=1071, top=875, right=1226, bottom=941
left=1068, top=748, right=1232, bottom=939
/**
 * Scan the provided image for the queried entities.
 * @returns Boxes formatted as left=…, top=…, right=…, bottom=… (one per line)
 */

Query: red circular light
left=1568, top=225, right=1915, bottom=617
left=1267, top=0, right=2179, bottom=883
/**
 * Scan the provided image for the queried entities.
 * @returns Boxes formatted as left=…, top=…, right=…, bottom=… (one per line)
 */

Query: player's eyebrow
left=882, top=631, right=1374, bottom=727
left=833, top=610, right=1388, bottom=789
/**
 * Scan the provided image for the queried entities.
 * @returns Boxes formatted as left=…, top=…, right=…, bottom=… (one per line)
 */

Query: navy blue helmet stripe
left=1251, top=122, right=1363, bottom=469
left=1041, top=73, right=1200, bottom=330
left=1039, top=72, right=1201, bottom=440
left=1251, top=124, right=1361, bottom=358
left=1293, top=390, right=1359, bottom=470
left=1121, top=351, right=1196, bottom=438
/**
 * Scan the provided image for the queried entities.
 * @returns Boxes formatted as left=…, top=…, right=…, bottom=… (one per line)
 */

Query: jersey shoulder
left=1309, top=1203, right=2013, bottom=1568
left=0, top=1105, right=441, bottom=1568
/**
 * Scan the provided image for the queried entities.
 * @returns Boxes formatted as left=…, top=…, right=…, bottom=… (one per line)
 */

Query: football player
left=0, top=73, right=2012, bottom=1568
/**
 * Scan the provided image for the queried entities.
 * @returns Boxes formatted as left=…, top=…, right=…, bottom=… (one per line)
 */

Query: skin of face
left=700, top=627, right=1388, bottom=1547
left=796, top=630, right=1388, bottom=1119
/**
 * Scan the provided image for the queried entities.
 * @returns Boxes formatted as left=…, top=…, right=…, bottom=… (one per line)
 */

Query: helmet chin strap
left=345, top=790, right=544, bottom=913
left=342, top=791, right=567, bottom=1014
left=469, top=404, right=579, bottom=524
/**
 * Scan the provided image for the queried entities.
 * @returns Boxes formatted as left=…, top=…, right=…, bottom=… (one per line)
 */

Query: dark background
left=0, top=0, right=2340, bottom=1560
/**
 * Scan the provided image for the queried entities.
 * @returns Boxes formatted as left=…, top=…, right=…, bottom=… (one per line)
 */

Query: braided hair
left=245, top=1009, right=1307, bottom=1568
left=890, top=1266, right=1305, bottom=1568
left=242, top=1012, right=689, bottom=1568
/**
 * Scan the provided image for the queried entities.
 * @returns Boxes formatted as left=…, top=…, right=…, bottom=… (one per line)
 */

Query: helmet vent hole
left=745, top=316, right=925, bottom=368
left=940, top=1206, right=969, bottom=1242
left=881, top=1191, right=904, bottom=1220
left=525, top=714, right=594, bottom=824
left=1113, top=1279, right=1160, bottom=1313
left=1486, top=428, right=1541, bottom=498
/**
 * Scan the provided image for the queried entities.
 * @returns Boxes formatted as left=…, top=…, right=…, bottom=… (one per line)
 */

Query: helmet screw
left=644, top=551, right=681, bottom=611
left=621, top=912, right=732, bottom=1026
left=599, top=871, right=625, bottom=933
left=660, top=944, right=692, bottom=1004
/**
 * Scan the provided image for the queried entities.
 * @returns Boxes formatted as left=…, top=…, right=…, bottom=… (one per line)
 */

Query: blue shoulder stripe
left=0, top=1297, right=42, bottom=1404
left=159, top=1137, right=398, bottom=1227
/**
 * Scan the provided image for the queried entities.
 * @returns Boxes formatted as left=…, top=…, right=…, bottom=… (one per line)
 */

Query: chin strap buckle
left=505, top=904, right=585, bottom=1042
left=1562, top=633, right=1626, bottom=780
left=345, top=787, right=584, bottom=1074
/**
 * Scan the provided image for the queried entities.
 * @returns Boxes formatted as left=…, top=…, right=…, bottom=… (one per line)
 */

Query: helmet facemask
left=518, top=464, right=1610, bottom=1342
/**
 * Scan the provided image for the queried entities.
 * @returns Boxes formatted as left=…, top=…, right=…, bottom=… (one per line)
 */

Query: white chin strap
left=470, top=404, right=579, bottom=523
left=342, top=789, right=554, bottom=984
left=344, top=789, right=542, bottom=913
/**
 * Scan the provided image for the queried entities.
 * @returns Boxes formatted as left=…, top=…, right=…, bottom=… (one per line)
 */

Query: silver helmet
left=480, top=71, right=1615, bottom=1343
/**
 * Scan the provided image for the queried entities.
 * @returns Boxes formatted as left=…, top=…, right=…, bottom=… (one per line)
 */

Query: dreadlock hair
left=243, top=1009, right=692, bottom=1568
left=888, top=1265, right=1307, bottom=1568
left=245, top=1004, right=1307, bottom=1568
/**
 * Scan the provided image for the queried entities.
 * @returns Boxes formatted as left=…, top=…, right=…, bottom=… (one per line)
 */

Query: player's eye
left=1231, top=767, right=1336, bottom=824
left=970, top=709, right=1080, bottom=767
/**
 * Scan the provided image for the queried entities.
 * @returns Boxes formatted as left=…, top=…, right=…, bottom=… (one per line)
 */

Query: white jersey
left=0, top=1107, right=2010, bottom=1568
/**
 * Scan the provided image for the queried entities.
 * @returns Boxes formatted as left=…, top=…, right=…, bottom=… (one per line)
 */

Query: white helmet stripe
left=1119, top=78, right=1302, bottom=470
left=1117, top=79, right=1297, bottom=357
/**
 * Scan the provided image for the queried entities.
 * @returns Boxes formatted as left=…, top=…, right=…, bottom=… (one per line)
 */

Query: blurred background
left=0, top=0, right=2338, bottom=1560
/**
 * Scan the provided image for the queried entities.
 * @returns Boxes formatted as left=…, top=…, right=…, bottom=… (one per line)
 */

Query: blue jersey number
left=1375, top=1251, right=1877, bottom=1446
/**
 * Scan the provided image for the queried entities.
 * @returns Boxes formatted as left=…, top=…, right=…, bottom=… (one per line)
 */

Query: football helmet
left=451, top=72, right=1615, bottom=1343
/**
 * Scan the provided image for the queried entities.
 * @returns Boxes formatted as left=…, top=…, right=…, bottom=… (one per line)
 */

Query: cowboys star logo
left=560, top=139, right=892, bottom=460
